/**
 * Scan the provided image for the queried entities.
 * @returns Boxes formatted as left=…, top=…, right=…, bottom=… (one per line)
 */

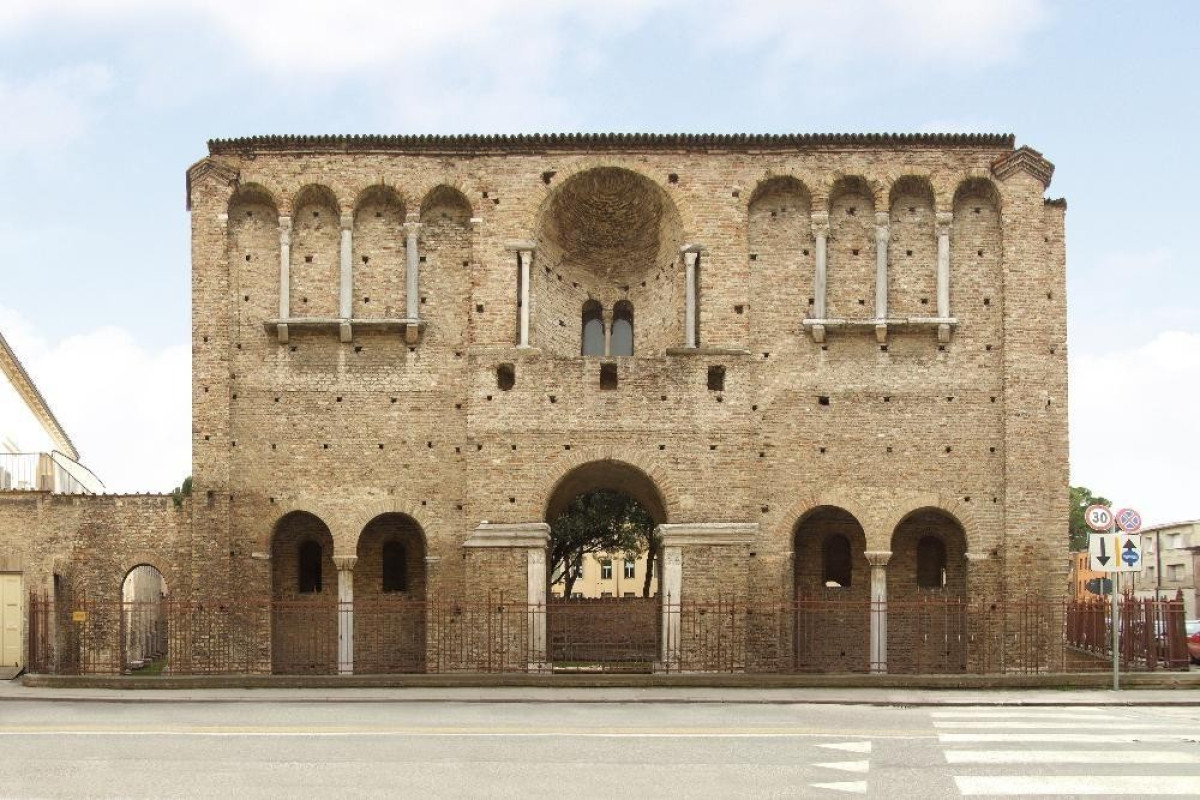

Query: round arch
left=539, top=452, right=674, bottom=525
left=120, top=563, right=169, bottom=673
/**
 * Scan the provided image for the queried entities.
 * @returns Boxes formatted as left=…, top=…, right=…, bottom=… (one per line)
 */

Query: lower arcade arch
left=270, top=511, right=336, bottom=674
left=120, top=564, right=168, bottom=673
left=544, top=460, right=666, bottom=672
left=791, top=506, right=870, bottom=672
left=353, top=513, right=427, bottom=673
left=887, top=507, right=968, bottom=674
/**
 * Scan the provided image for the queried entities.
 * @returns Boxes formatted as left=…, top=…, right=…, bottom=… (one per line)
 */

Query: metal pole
left=1112, top=561, right=1120, bottom=691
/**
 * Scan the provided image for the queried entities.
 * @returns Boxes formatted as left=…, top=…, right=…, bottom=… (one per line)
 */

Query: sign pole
left=1111, top=551, right=1119, bottom=691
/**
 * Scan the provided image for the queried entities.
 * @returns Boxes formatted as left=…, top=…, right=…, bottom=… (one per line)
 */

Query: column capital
left=874, top=210, right=891, bottom=227
left=340, top=211, right=354, bottom=230
left=404, top=221, right=423, bottom=237
left=935, top=210, right=953, bottom=232
left=505, top=241, right=537, bottom=253
left=279, top=214, right=292, bottom=232
left=864, top=550, right=892, bottom=567
left=332, top=555, right=358, bottom=571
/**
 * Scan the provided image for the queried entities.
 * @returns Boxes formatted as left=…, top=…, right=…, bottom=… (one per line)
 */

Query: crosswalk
left=933, top=706, right=1200, bottom=796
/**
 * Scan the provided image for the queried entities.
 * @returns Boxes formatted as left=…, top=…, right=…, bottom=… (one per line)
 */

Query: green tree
left=549, top=489, right=657, bottom=598
left=171, top=475, right=193, bottom=508
left=1069, top=485, right=1111, bottom=551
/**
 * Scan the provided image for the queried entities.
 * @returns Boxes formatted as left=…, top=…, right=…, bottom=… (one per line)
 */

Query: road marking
left=813, top=761, right=869, bottom=773
left=944, top=750, right=1200, bottom=765
left=934, top=720, right=1166, bottom=729
left=809, top=781, right=867, bottom=794
left=931, top=711, right=1118, bottom=720
left=939, top=732, right=1200, bottom=744
left=817, top=742, right=872, bottom=754
left=955, top=776, right=1200, bottom=795
left=0, top=728, right=879, bottom=739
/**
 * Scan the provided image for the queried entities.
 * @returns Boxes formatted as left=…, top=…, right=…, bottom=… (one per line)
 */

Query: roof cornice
left=208, top=132, right=1016, bottom=156
left=0, top=331, right=78, bottom=460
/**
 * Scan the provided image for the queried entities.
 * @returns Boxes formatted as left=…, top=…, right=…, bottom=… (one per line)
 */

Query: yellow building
left=550, top=552, right=658, bottom=599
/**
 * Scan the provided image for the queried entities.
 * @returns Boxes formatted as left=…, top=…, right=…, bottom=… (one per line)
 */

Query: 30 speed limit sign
left=1085, top=504, right=1114, bottom=532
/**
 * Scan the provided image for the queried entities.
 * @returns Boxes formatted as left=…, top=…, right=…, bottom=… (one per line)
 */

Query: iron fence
left=26, top=592, right=1190, bottom=676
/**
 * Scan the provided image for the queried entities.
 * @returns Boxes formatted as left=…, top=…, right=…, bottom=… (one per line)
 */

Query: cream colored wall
left=550, top=551, right=659, bottom=598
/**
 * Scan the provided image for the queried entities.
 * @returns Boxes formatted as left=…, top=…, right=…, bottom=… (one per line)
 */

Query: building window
left=623, top=560, right=636, bottom=579
left=600, top=560, right=613, bottom=580
left=298, top=540, right=322, bottom=594
left=611, top=300, right=634, bottom=356
left=1167, top=533, right=1182, bottom=549
left=623, top=592, right=636, bottom=598
left=582, top=300, right=604, bottom=356
left=1167, top=563, right=1184, bottom=581
left=382, top=540, right=407, bottom=592
left=822, top=534, right=852, bottom=588
left=601, top=591, right=613, bottom=598
left=916, top=536, right=947, bottom=589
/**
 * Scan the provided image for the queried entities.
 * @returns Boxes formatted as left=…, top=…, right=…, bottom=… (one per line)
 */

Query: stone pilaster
left=333, top=555, right=357, bottom=675
left=865, top=550, right=891, bottom=673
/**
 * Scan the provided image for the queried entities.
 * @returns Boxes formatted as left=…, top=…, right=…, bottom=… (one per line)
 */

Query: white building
left=1129, top=519, right=1199, bottom=619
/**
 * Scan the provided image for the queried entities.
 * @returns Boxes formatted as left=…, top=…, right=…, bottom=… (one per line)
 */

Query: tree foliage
left=549, top=489, right=658, bottom=598
left=171, top=475, right=193, bottom=509
left=1069, top=485, right=1111, bottom=551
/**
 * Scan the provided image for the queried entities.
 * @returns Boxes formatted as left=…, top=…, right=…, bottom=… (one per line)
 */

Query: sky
left=0, top=1, right=1196, bottom=524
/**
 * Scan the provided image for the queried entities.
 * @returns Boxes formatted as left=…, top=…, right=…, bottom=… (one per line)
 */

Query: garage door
left=0, top=574, right=21, bottom=669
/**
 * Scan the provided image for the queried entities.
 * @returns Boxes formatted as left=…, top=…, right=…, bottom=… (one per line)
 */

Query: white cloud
left=0, top=63, right=114, bottom=157
left=1070, top=330, right=1200, bottom=527
left=0, top=307, right=190, bottom=494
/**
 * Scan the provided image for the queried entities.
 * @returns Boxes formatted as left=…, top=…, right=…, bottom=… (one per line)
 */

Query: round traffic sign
left=1084, top=504, right=1113, bottom=532
left=1115, top=508, right=1142, bottom=533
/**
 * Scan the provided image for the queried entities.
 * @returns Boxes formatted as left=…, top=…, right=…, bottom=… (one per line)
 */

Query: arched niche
left=229, top=184, right=280, bottom=326
left=748, top=177, right=812, bottom=348
left=888, top=176, right=937, bottom=317
left=290, top=184, right=341, bottom=319
left=269, top=510, right=336, bottom=675
left=352, top=185, right=407, bottom=319
left=826, top=176, right=876, bottom=320
left=418, top=185, right=473, bottom=349
left=353, top=512, right=427, bottom=674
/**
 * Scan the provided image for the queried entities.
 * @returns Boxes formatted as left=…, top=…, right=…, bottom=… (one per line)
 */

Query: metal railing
left=26, top=593, right=1191, bottom=676
left=0, top=452, right=103, bottom=493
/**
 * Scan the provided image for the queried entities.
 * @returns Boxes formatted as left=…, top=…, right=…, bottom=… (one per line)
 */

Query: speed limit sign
left=1085, top=504, right=1114, bottom=532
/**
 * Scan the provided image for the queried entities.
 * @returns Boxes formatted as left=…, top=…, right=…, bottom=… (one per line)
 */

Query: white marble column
left=810, top=213, right=830, bottom=343
left=874, top=211, right=890, bottom=319
left=277, top=216, right=292, bottom=342
left=517, top=249, right=533, bottom=347
left=339, top=212, right=354, bottom=342
left=405, top=223, right=421, bottom=321
left=866, top=550, right=891, bottom=674
left=333, top=555, right=357, bottom=675
left=660, top=542, right=683, bottom=669
left=682, top=247, right=700, bottom=348
left=936, top=211, right=952, bottom=342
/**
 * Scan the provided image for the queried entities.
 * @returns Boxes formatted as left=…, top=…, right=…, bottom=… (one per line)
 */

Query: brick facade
left=1, top=133, right=1069, bottom=674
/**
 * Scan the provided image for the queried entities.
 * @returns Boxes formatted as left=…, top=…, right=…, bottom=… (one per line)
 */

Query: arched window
left=916, top=535, right=947, bottom=589
left=298, top=540, right=322, bottom=594
left=581, top=300, right=604, bottom=356
left=822, top=534, right=852, bottom=588
left=382, top=540, right=407, bottom=592
left=611, top=300, right=633, bottom=356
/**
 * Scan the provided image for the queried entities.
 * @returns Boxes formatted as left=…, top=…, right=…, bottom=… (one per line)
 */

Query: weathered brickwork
left=1, top=133, right=1069, bottom=674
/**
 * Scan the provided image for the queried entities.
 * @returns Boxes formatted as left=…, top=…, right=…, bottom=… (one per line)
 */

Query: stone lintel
left=658, top=522, right=758, bottom=548
left=680, top=243, right=705, bottom=255
left=965, top=551, right=992, bottom=562
left=865, top=550, right=892, bottom=567
left=250, top=551, right=270, bottom=561
left=505, top=241, right=537, bottom=252
left=664, top=346, right=752, bottom=357
left=464, top=522, right=550, bottom=549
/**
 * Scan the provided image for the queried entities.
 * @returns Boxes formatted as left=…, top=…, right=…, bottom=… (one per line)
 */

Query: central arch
left=354, top=513, right=428, bottom=674
left=544, top=459, right=667, bottom=672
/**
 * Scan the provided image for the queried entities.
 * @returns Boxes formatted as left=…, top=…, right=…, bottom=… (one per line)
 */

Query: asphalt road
left=0, top=699, right=1198, bottom=798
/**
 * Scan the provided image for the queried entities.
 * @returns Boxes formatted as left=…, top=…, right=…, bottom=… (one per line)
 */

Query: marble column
left=333, top=555, right=357, bottom=675
left=810, top=213, right=830, bottom=343
left=936, top=211, right=953, bottom=342
left=405, top=223, right=421, bottom=321
left=517, top=249, right=533, bottom=348
left=865, top=550, right=891, bottom=674
left=682, top=248, right=700, bottom=348
left=277, top=216, right=292, bottom=342
left=874, top=211, right=890, bottom=341
left=339, top=212, right=354, bottom=342
left=660, top=543, right=683, bottom=669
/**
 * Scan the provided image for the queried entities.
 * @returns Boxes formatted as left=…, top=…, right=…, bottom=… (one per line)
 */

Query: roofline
left=0, top=331, right=78, bottom=460
left=1138, top=518, right=1200, bottom=534
left=208, top=132, right=1016, bottom=155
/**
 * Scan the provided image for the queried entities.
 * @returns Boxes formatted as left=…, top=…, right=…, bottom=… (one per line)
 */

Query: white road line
left=809, top=780, right=867, bottom=794
left=945, top=750, right=1200, bottom=765
left=931, top=711, right=1119, bottom=720
left=940, top=732, right=1200, bottom=744
left=934, top=720, right=1167, bottom=729
left=817, top=742, right=872, bottom=754
left=955, top=775, right=1200, bottom=795
left=813, top=761, right=869, bottom=773
left=0, top=730, right=873, bottom=739
left=932, top=708, right=1111, bottom=716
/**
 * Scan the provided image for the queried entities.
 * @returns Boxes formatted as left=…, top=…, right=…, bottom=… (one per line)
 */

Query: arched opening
left=888, top=507, right=968, bottom=673
left=228, top=184, right=279, bottom=330
left=270, top=511, right=336, bottom=674
left=887, top=176, right=936, bottom=317
left=581, top=299, right=604, bottom=356
left=792, top=506, right=869, bottom=672
left=352, top=184, right=406, bottom=320
left=611, top=300, right=634, bottom=356
left=748, top=176, right=812, bottom=350
left=827, top=176, right=876, bottom=320
left=291, top=184, right=341, bottom=320
left=952, top=178, right=1002, bottom=333
left=121, top=565, right=168, bottom=674
left=545, top=460, right=666, bottom=672
left=535, top=167, right=683, bottom=357
left=417, top=185, right=473, bottom=349
left=354, top=513, right=427, bottom=673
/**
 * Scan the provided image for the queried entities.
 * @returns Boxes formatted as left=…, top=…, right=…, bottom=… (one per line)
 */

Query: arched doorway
left=354, top=513, right=427, bottom=673
left=121, top=565, right=167, bottom=673
left=792, top=507, right=869, bottom=672
left=888, top=508, right=968, bottom=673
left=270, top=511, right=336, bottom=674
left=544, top=460, right=666, bottom=672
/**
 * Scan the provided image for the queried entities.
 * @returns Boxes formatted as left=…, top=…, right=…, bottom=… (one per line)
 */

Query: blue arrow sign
left=1121, top=539, right=1140, bottom=567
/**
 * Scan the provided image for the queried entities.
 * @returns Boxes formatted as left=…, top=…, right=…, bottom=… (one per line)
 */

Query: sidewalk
left=4, top=674, right=1199, bottom=706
